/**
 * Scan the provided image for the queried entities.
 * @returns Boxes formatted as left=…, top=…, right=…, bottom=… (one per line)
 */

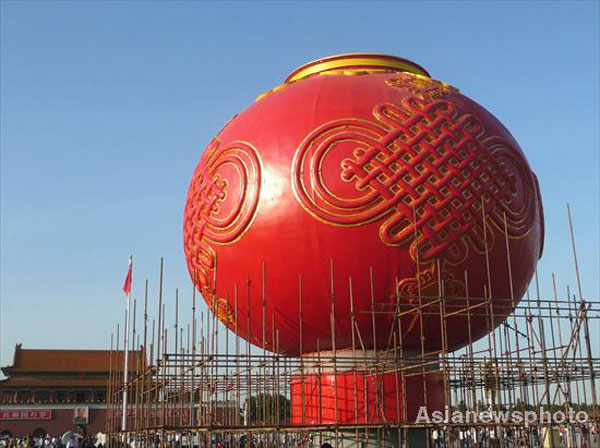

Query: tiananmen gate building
left=0, top=344, right=143, bottom=438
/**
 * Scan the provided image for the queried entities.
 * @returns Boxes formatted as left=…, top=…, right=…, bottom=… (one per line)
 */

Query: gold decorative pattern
left=292, top=97, right=537, bottom=266
left=397, top=261, right=465, bottom=334
left=397, top=262, right=464, bottom=298
left=184, top=139, right=262, bottom=298
left=207, top=297, right=237, bottom=329
left=386, top=72, right=458, bottom=101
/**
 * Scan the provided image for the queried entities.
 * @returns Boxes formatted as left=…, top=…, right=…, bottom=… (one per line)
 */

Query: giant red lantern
left=183, top=53, right=544, bottom=359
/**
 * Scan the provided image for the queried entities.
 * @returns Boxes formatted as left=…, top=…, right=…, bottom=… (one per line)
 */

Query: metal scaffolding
left=106, top=206, right=599, bottom=447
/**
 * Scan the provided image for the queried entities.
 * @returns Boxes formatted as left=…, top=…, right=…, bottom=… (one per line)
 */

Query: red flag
left=122, top=256, right=132, bottom=296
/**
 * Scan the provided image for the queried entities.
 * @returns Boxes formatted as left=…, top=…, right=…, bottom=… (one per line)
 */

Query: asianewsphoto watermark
left=415, top=406, right=589, bottom=427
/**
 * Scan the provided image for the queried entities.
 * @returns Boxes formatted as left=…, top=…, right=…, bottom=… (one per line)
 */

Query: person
left=479, top=428, right=487, bottom=448
left=489, top=426, right=497, bottom=448
left=503, top=427, right=511, bottom=447
left=320, top=444, right=332, bottom=448
left=431, top=428, right=440, bottom=448
left=581, top=423, right=589, bottom=448
left=75, top=408, right=86, bottom=422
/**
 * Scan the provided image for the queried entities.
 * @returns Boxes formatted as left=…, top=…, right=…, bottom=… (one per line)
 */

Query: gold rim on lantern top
left=256, top=54, right=432, bottom=102
left=285, top=53, right=431, bottom=82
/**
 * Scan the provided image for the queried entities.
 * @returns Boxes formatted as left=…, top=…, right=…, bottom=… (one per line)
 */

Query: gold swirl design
left=184, top=139, right=262, bottom=298
left=385, top=72, right=458, bottom=101
left=292, top=97, right=537, bottom=266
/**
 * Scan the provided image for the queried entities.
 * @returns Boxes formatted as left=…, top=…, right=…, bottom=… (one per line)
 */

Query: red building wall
left=0, top=407, right=107, bottom=438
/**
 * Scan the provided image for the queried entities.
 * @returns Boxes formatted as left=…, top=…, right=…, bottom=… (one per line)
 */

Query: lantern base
left=308, top=429, right=400, bottom=448
left=290, top=349, right=446, bottom=426
left=302, top=428, right=429, bottom=448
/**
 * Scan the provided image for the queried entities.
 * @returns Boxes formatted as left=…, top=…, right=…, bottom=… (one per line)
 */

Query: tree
left=244, top=393, right=290, bottom=424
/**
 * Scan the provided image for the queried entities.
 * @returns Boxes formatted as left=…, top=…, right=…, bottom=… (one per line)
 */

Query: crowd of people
left=430, top=423, right=599, bottom=447
left=0, top=434, right=105, bottom=448
left=3, top=427, right=599, bottom=447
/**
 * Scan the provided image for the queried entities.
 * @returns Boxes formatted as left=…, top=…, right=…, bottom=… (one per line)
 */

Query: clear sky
left=1, top=1, right=598, bottom=370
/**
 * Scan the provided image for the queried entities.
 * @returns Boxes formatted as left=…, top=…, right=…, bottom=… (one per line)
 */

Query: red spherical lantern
left=183, top=54, right=544, bottom=357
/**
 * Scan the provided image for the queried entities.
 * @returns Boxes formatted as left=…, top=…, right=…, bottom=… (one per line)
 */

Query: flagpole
left=122, top=255, right=132, bottom=432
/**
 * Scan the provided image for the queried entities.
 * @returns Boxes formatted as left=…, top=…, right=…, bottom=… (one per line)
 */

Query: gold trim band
left=285, top=53, right=430, bottom=83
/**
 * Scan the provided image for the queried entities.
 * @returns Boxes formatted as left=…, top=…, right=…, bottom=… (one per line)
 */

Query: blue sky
left=1, top=1, right=598, bottom=369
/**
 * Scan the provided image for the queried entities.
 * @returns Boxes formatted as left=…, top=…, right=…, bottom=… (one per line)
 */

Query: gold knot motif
left=292, top=97, right=537, bottom=266
left=184, top=139, right=262, bottom=299
left=386, top=72, right=457, bottom=101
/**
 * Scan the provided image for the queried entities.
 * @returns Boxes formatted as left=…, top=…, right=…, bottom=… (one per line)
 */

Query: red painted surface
left=290, top=370, right=445, bottom=424
left=183, top=55, right=544, bottom=356
left=0, top=410, right=52, bottom=420
left=0, top=408, right=106, bottom=438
